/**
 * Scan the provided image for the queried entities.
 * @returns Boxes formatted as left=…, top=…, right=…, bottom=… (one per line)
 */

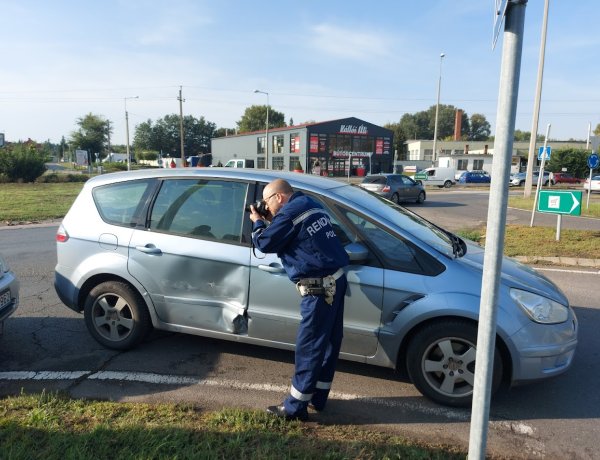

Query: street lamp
left=432, top=52, right=445, bottom=166
left=124, top=96, right=139, bottom=171
left=254, top=89, right=269, bottom=169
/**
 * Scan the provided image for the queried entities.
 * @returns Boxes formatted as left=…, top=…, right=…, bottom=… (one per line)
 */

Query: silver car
left=54, top=169, right=578, bottom=407
left=359, top=174, right=426, bottom=204
left=0, top=253, right=19, bottom=336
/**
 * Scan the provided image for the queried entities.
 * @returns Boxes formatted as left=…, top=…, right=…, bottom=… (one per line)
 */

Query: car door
left=399, top=175, right=419, bottom=199
left=247, top=190, right=383, bottom=357
left=128, top=177, right=253, bottom=334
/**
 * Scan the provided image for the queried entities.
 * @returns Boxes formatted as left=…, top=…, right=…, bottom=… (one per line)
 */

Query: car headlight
left=510, top=288, right=569, bottom=324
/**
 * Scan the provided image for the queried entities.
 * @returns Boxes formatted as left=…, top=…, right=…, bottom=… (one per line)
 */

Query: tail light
left=56, top=224, right=69, bottom=243
left=382, top=185, right=390, bottom=193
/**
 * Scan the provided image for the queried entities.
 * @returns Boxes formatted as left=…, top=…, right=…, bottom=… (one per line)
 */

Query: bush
left=36, top=173, right=90, bottom=183
left=0, top=143, right=48, bottom=182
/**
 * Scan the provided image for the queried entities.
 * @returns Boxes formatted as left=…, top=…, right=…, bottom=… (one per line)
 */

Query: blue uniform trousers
left=284, top=275, right=347, bottom=416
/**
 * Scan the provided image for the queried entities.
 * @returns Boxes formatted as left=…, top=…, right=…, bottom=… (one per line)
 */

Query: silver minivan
left=54, top=169, right=578, bottom=407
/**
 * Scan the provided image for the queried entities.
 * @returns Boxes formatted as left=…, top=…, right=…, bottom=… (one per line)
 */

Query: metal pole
left=586, top=123, right=591, bottom=149
left=530, top=123, right=551, bottom=227
left=468, top=2, right=527, bottom=459
left=254, top=90, right=270, bottom=169
left=556, top=214, right=562, bottom=241
left=124, top=96, right=138, bottom=172
left=432, top=53, right=445, bottom=166
left=524, top=0, right=549, bottom=199
left=266, top=93, right=270, bottom=169
left=179, top=86, right=185, bottom=167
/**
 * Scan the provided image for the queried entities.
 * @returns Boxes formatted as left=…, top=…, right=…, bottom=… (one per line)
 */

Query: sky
left=1, top=0, right=599, bottom=146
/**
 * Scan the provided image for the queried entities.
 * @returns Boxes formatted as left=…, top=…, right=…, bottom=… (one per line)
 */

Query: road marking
left=535, top=267, right=600, bottom=275
left=0, top=370, right=534, bottom=437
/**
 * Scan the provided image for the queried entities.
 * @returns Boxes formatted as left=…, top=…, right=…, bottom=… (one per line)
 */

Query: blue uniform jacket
left=252, top=191, right=349, bottom=282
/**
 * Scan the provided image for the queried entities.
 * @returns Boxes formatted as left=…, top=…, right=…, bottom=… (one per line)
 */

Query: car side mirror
left=345, top=242, right=368, bottom=262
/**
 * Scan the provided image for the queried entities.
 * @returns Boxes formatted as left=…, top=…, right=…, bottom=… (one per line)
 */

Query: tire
left=84, top=281, right=151, bottom=350
left=391, top=193, right=400, bottom=204
left=416, top=191, right=426, bottom=204
left=519, top=180, right=525, bottom=186
left=443, top=180, right=452, bottom=188
left=406, top=320, right=503, bottom=407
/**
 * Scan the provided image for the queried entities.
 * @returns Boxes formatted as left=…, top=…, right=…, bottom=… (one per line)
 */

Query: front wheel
left=406, top=320, right=503, bottom=407
left=84, top=281, right=151, bottom=350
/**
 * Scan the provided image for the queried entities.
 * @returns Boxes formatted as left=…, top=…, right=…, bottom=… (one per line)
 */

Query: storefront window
left=289, top=156, right=300, bottom=171
left=272, top=156, right=284, bottom=170
left=273, top=135, right=284, bottom=154
left=290, top=133, right=300, bottom=153
left=257, top=137, right=265, bottom=154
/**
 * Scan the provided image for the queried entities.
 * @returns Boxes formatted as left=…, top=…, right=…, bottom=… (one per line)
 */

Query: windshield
left=332, top=184, right=457, bottom=258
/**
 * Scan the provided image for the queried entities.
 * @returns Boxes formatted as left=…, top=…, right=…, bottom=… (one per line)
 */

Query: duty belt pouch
left=296, top=275, right=337, bottom=305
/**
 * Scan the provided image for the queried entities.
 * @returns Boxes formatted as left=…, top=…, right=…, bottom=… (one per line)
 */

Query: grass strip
left=0, top=392, right=464, bottom=460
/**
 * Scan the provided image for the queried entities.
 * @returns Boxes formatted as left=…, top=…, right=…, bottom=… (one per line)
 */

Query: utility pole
left=524, top=0, right=549, bottom=198
left=178, top=86, right=185, bottom=166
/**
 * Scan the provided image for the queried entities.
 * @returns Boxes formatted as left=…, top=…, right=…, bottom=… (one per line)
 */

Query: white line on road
left=0, top=370, right=534, bottom=436
left=535, top=267, right=600, bottom=275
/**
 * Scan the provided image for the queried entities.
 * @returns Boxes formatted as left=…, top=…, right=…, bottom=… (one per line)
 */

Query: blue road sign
left=588, top=153, right=599, bottom=169
left=538, top=146, right=552, bottom=161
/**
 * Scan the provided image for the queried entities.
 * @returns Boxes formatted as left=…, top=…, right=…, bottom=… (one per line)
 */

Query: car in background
left=458, top=171, right=491, bottom=184
left=0, top=253, right=19, bottom=336
left=510, top=171, right=550, bottom=186
left=54, top=169, right=578, bottom=407
left=551, top=172, right=581, bottom=185
left=359, top=174, right=426, bottom=204
left=583, top=175, right=600, bottom=192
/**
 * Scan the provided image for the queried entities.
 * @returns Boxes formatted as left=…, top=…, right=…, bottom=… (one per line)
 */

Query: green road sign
left=414, top=172, right=428, bottom=180
left=537, top=190, right=582, bottom=216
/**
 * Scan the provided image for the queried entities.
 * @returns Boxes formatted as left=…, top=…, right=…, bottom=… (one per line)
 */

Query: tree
left=468, top=113, right=491, bottom=141
left=213, top=127, right=236, bottom=138
left=594, top=123, right=600, bottom=136
left=546, top=148, right=590, bottom=178
left=134, top=114, right=216, bottom=157
left=237, top=105, right=286, bottom=133
left=69, top=113, right=111, bottom=159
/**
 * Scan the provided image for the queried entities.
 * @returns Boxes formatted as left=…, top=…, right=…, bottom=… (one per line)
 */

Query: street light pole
left=254, top=90, right=269, bottom=169
left=124, top=96, right=138, bottom=171
left=432, top=52, right=445, bottom=166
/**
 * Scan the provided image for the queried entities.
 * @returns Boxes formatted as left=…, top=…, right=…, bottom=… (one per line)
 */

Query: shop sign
left=332, top=150, right=371, bottom=158
left=339, top=124, right=368, bottom=135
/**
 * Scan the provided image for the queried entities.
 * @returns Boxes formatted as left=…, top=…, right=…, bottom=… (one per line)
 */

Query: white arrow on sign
left=570, top=193, right=580, bottom=214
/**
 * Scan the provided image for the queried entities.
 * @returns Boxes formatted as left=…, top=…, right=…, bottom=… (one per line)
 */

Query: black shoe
left=266, top=405, right=308, bottom=421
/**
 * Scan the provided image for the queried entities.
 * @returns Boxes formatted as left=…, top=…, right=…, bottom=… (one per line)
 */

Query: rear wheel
left=391, top=193, right=400, bottom=204
left=416, top=191, right=426, bottom=204
left=84, top=281, right=151, bottom=350
left=443, top=180, right=452, bottom=188
left=406, top=320, right=503, bottom=407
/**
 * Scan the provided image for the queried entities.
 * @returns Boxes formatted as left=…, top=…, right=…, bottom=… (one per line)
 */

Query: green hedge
left=0, top=143, right=47, bottom=182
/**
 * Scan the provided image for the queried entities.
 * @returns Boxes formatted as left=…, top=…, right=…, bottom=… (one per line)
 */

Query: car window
left=400, top=176, right=415, bottom=185
left=362, top=176, right=386, bottom=185
left=338, top=206, right=441, bottom=274
left=93, top=179, right=154, bottom=227
left=149, top=178, right=249, bottom=243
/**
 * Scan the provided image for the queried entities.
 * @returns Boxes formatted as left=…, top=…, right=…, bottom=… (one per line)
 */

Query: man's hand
left=249, top=205, right=263, bottom=223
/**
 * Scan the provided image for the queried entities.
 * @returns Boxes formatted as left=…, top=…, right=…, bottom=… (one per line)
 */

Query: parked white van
left=420, top=167, right=456, bottom=188
left=224, top=159, right=254, bottom=168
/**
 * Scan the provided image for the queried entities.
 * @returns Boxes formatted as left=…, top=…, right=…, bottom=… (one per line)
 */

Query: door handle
left=135, top=244, right=162, bottom=255
left=258, top=264, right=285, bottom=274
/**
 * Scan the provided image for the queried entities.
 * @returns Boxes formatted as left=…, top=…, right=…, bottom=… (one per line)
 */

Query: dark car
left=359, top=174, right=426, bottom=204
left=552, top=172, right=581, bottom=185
left=458, top=171, right=491, bottom=184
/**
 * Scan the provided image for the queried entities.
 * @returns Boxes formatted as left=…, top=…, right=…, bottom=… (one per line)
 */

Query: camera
left=245, top=200, right=269, bottom=217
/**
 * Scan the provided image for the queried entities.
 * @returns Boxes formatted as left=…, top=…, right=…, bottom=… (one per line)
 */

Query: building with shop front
left=211, top=117, right=394, bottom=177
left=400, top=139, right=589, bottom=175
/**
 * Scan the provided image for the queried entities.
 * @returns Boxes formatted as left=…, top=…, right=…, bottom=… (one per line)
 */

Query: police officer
left=249, top=178, right=349, bottom=421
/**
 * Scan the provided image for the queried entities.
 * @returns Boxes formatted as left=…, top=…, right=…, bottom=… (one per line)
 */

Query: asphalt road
left=1, top=192, right=599, bottom=459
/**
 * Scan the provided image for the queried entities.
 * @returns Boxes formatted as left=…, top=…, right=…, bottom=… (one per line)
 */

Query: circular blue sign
left=588, top=153, right=599, bottom=169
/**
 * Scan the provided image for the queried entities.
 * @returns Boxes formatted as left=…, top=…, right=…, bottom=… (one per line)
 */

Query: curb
left=513, top=256, right=600, bottom=270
